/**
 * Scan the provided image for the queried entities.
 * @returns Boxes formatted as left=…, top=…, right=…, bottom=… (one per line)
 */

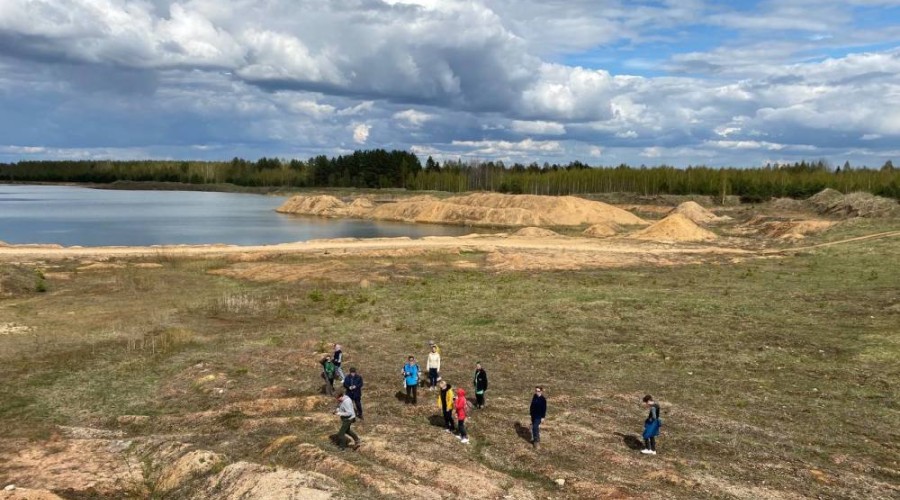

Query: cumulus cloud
left=353, top=123, right=371, bottom=144
left=393, top=109, right=432, bottom=128
left=0, top=0, right=898, bottom=166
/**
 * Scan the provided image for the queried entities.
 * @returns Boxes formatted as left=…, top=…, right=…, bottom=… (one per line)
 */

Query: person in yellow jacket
left=437, top=379, right=456, bottom=434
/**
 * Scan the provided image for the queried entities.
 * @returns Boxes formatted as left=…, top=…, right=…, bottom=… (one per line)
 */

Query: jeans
left=644, top=437, right=656, bottom=451
left=428, top=368, right=439, bottom=387
left=531, top=418, right=541, bottom=443
left=337, top=417, right=359, bottom=449
left=334, top=366, right=345, bottom=382
left=322, top=373, right=334, bottom=396
left=475, top=392, right=485, bottom=408
left=405, top=384, right=417, bottom=404
left=457, top=418, right=467, bottom=439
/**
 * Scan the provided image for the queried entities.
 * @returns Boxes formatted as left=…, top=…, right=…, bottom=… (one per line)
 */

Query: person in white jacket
left=334, top=391, right=361, bottom=450
left=426, top=344, right=441, bottom=391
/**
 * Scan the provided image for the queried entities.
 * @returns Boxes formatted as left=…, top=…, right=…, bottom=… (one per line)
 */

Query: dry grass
left=0, top=222, right=898, bottom=499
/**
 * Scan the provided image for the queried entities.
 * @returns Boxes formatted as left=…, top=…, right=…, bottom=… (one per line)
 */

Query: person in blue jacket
left=343, top=367, right=364, bottom=419
left=402, top=356, right=420, bottom=405
left=641, top=394, right=661, bottom=455
left=529, top=386, right=547, bottom=449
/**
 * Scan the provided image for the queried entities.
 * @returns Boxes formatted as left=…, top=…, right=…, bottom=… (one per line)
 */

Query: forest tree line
left=0, top=151, right=897, bottom=201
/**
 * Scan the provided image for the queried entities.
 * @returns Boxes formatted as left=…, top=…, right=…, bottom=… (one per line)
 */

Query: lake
left=0, top=185, right=476, bottom=246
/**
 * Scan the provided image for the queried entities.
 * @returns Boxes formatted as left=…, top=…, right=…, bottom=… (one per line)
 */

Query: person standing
left=342, top=367, right=364, bottom=419
left=473, top=362, right=488, bottom=409
left=334, top=391, right=361, bottom=450
left=427, top=345, right=441, bottom=391
left=454, top=388, right=470, bottom=444
left=320, top=356, right=336, bottom=396
left=332, top=343, right=345, bottom=383
left=529, top=386, right=546, bottom=449
left=402, top=356, right=420, bottom=405
left=437, top=379, right=456, bottom=433
left=641, top=395, right=661, bottom=455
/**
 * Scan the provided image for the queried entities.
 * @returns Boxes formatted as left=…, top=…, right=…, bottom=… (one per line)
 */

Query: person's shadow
left=513, top=421, right=532, bottom=444
left=394, top=391, right=408, bottom=403
left=614, top=432, right=644, bottom=450
left=427, top=415, right=445, bottom=428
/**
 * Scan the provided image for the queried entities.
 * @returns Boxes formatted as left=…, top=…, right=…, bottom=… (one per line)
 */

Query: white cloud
left=352, top=123, right=371, bottom=144
left=510, top=120, right=566, bottom=135
left=393, top=109, right=433, bottom=128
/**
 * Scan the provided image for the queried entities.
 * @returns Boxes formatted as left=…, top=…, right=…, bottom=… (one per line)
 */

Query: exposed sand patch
left=278, top=193, right=648, bottom=227
left=0, top=438, right=141, bottom=496
left=512, top=227, right=562, bottom=238
left=202, top=462, right=338, bottom=500
left=0, top=323, right=32, bottom=336
left=669, top=201, right=730, bottom=224
left=583, top=221, right=622, bottom=238
left=737, top=216, right=837, bottom=240
left=808, top=189, right=899, bottom=218
left=630, top=213, right=719, bottom=242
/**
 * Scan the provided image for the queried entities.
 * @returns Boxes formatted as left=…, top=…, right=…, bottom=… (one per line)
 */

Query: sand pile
left=669, top=201, right=730, bottom=224
left=276, top=195, right=347, bottom=217
left=630, top=213, right=718, bottom=242
left=807, top=189, right=899, bottom=218
left=512, top=227, right=562, bottom=238
left=741, top=216, right=836, bottom=239
left=277, top=193, right=648, bottom=227
left=583, top=222, right=621, bottom=238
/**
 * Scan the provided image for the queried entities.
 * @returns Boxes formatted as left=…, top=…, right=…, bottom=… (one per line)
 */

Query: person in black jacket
left=342, top=367, right=364, bottom=419
left=332, top=343, right=345, bottom=383
left=473, top=362, right=488, bottom=409
left=529, top=386, right=547, bottom=449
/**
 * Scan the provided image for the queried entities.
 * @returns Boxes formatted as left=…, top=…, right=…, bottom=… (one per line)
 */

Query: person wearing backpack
left=473, top=362, right=488, bottom=409
left=402, top=356, right=420, bottom=405
left=320, top=356, right=336, bottom=396
left=454, top=387, right=470, bottom=444
left=641, top=394, right=661, bottom=455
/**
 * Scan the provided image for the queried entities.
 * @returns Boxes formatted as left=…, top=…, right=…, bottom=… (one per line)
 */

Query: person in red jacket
left=454, top=388, right=470, bottom=444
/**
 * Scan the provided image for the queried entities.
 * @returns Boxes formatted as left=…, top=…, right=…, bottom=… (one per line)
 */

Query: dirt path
left=0, top=234, right=750, bottom=262
left=760, top=230, right=900, bottom=254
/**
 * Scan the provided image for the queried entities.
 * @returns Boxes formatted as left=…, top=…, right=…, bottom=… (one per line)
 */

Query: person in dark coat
left=641, top=394, right=661, bottom=455
left=529, top=386, right=546, bottom=449
left=342, top=367, right=364, bottom=419
left=473, top=362, right=488, bottom=409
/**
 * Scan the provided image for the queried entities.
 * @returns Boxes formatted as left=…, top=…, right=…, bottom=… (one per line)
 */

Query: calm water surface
left=0, top=185, right=476, bottom=246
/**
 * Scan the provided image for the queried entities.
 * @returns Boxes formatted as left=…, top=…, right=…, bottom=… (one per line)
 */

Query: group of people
left=321, top=341, right=661, bottom=455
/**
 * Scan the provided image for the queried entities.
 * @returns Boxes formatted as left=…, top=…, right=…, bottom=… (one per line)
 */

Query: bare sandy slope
left=277, top=192, right=648, bottom=227
left=0, top=233, right=748, bottom=264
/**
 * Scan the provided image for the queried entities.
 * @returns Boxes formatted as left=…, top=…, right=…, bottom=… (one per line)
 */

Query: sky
left=1, top=0, right=899, bottom=167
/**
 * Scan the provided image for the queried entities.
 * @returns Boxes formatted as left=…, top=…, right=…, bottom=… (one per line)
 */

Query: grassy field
left=0, top=222, right=898, bottom=498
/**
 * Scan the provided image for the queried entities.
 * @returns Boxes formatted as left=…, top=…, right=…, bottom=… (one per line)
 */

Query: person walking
left=402, top=356, right=420, bottom=405
left=320, top=355, right=336, bottom=396
left=641, top=395, right=661, bottom=455
left=334, top=391, right=361, bottom=450
left=529, top=386, right=546, bottom=449
left=473, top=362, right=488, bottom=409
left=332, top=343, right=345, bottom=383
left=342, top=367, right=364, bottom=419
left=427, top=344, right=441, bottom=391
left=437, top=379, right=456, bottom=433
left=454, top=388, right=470, bottom=444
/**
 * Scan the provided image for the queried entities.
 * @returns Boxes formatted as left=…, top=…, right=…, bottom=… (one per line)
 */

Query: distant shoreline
left=0, top=180, right=293, bottom=195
